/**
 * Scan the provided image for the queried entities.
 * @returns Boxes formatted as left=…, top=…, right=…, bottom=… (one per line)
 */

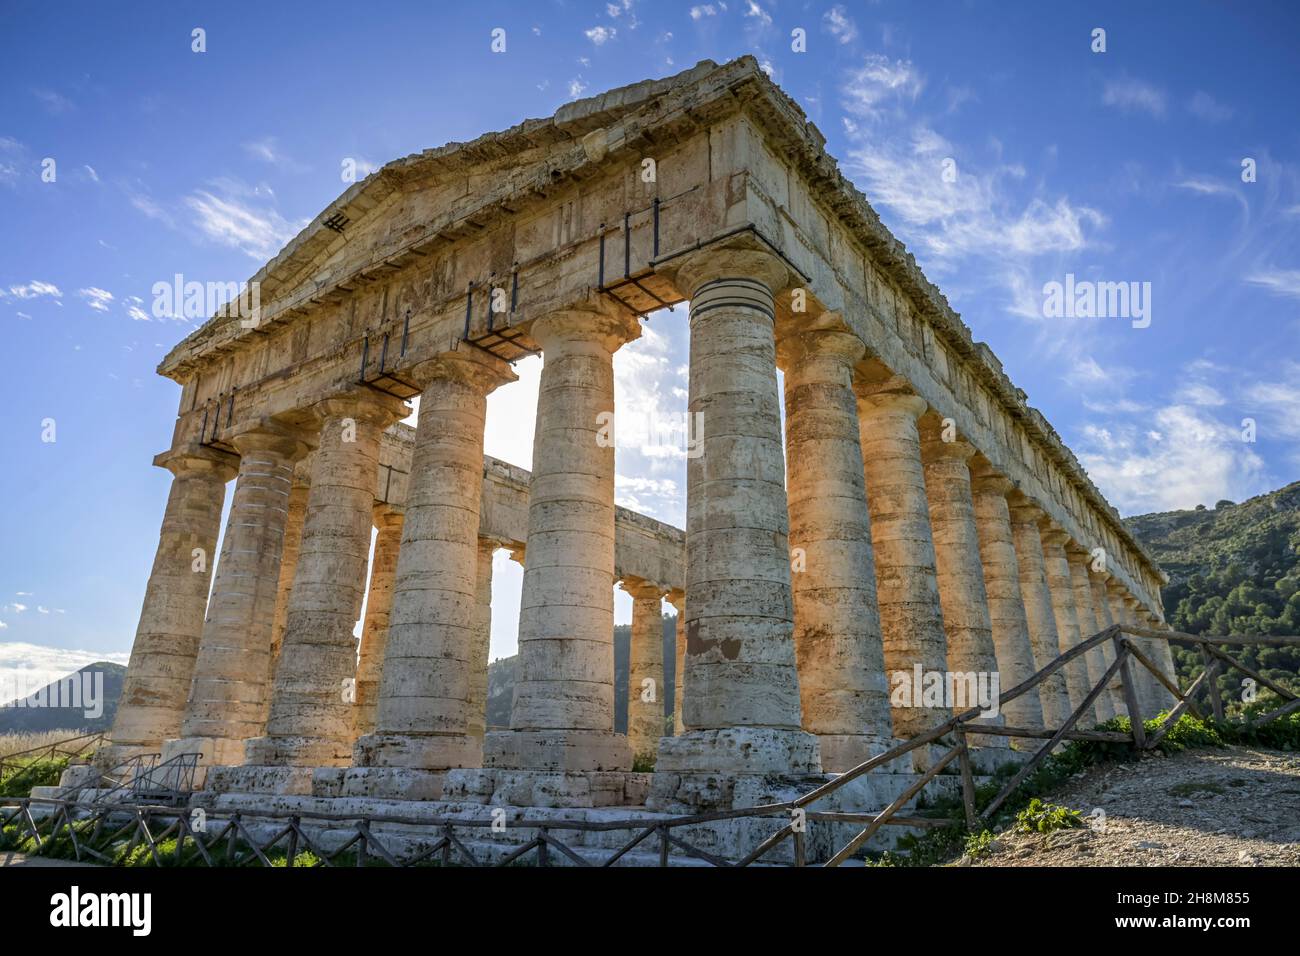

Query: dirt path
left=965, top=746, right=1300, bottom=867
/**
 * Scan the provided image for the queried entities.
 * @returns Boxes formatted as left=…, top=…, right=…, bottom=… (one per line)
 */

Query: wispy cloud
left=184, top=184, right=302, bottom=261
left=824, top=5, right=858, bottom=44
left=77, top=287, right=113, bottom=312
left=1101, top=76, right=1167, bottom=117
left=6, top=280, right=62, bottom=301
left=1187, top=91, right=1233, bottom=123
left=32, top=88, right=74, bottom=114
left=744, top=0, right=772, bottom=28
left=1244, top=269, right=1300, bottom=299
left=584, top=25, right=616, bottom=45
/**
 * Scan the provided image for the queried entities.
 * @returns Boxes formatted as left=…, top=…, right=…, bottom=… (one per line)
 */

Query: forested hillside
left=1125, top=481, right=1300, bottom=711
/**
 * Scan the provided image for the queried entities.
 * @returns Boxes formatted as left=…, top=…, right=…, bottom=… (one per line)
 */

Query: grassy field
left=0, top=730, right=100, bottom=799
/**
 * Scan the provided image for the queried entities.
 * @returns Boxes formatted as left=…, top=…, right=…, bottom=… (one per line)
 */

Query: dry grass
left=0, top=729, right=100, bottom=760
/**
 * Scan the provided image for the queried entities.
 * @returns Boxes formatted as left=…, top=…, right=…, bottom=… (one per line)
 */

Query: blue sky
left=2, top=1, right=1298, bottom=680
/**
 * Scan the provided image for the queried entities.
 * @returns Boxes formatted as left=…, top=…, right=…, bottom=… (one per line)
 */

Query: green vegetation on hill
left=1124, top=481, right=1300, bottom=710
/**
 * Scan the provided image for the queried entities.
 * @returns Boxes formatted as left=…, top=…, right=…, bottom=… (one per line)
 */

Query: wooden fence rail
left=2, top=628, right=1295, bottom=868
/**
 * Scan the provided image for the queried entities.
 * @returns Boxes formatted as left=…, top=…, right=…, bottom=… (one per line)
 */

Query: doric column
left=1007, top=494, right=1073, bottom=728
left=483, top=303, right=640, bottom=773
left=969, top=466, right=1043, bottom=735
left=1122, top=593, right=1171, bottom=715
left=1090, top=572, right=1129, bottom=717
left=353, top=504, right=405, bottom=738
left=856, top=382, right=950, bottom=740
left=920, top=427, right=1004, bottom=744
left=668, top=590, right=685, bottom=735
left=105, top=448, right=236, bottom=763
left=1106, top=581, right=1145, bottom=719
left=1040, top=523, right=1093, bottom=720
left=164, top=424, right=309, bottom=767
left=268, top=473, right=310, bottom=669
left=354, top=352, right=515, bottom=773
left=467, top=537, right=498, bottom=742
left=1066, top=545, right=1114, bottom=722
left=654, top=247, right=820, bottom=778
left=246, top=391, right=406, bottom=767
left=783, top=328, right=893, bottom=770
left=1144, top=611, right=1180, bottom=711
left=624, top=579, right=667, bottom=767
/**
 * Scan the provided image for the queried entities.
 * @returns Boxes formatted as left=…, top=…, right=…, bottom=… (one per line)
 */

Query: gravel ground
left=963, top=746, right=1300, bottom=867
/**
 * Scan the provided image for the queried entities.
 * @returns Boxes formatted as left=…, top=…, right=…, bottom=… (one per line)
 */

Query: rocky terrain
left=965, top=746, right=1300, bottom=867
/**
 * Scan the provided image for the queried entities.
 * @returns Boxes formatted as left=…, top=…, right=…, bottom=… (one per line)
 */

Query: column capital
left=408, top=347, right=518, bottom=395
left=666, top=589, right=685, bottom=611
left=529, top=301, right=641, bottom=354
left=780, top=328, right=866, bottom=384
left=670, top=245, right=795, bottom=300
left=154, top=445, right=238, bottom=483
left=918, top=420, right=977, bottom=464
left=854, top=380, right=928, bottom=420
left=312, top=388, right=410, bottom=429
left=1006, top=491, right=1046, bottom=526
left=968, top=458, right=1014, bottom=496
left=228, top=420, right=313, bottom=461
left=372, top=502, right=404, bottom=530
left=622, top=577, right=668, bottom=601
left=1039, top=522, right=1072, bottom=549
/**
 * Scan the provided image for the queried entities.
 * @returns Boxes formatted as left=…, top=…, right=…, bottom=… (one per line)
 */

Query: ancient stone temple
left=103, top=57, right=1173, bottom=834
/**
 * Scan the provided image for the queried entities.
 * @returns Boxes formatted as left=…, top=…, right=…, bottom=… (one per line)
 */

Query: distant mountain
left=1124, top=481, right=1300, bottom=705
left=487, top=614, right=678, bottom=732
left=0, top=661, right=125, bottom=734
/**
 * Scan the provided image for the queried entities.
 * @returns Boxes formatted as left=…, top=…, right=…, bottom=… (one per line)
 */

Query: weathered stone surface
left=920, top=430, right=1005, bottom=748
left=1040, top=524, right=1093, bottom=719
left=103, top=448, right=235, bottom=765
left=784, top=328, right=893, bottom=770
left=1007, top=493, right=1073, bottom=729
left=857, top=383, right=950, bottom=745
left=163, top=425, right=310, bottom=770
left=969, top=466, right=1043, bottom=739
left=1067, top=545, right=1114, bottom=723
left=246, top=391, right=407, bottom=767
left=353, top=505, right=404, bottom=737
left=356, top=351, right=515, bottom=771
left=623, top=579, right=667, bottom=766
left=486, top=303, right=639, bottom=772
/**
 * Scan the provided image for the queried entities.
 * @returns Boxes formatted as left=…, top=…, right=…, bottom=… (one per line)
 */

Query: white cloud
left=1078, top=404, right=1267, bottom=513
left=0, top=642, right=130, bottom=703
left=1102, top=76, right=1167, bottom=117
left=82, top=164, right=99, bottom=182
left=3, top=603, right=28, bottom=614
left=8, top=280, right=62, bottom=301
left=78, top=287, right=113, bottom=312
left=1173, top=381, right=1227, bottom=407
left=32, top=88, right=73, bottom=114
left=1244, top=269, right=1300, bottom=300
left=824, top=5, right=858, bottom=44
left=568, top=77, right=588, bottom=98
left=242, top=137, right=305, bottom=172
left=843, top=54, right=924, bottom=120
left=1187, top=91, right=1233, bottom=123
left=690, top=4, right=718, bottom=19
left=744, top=0, right=772, bottom=27
left=124, top=295, right=151, bottom=322
left=184, top=188, right=301, bottom=261
left=585, top=25, right=616, bottom=45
